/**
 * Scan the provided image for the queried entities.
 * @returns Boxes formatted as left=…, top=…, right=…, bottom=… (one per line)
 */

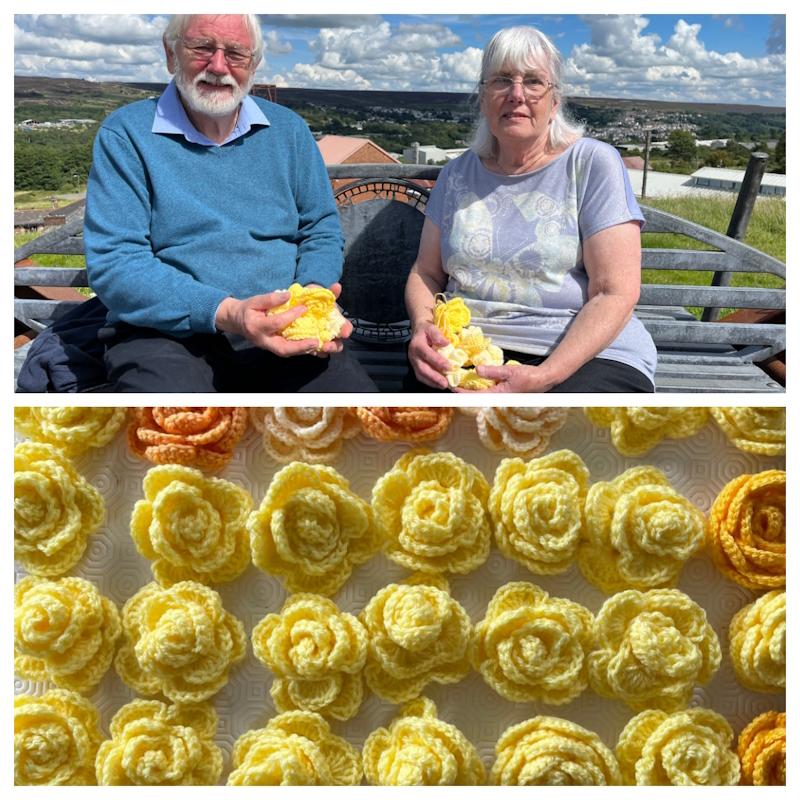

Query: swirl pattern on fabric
left=491, top=716, right=621, bottom=785
left=472, top=582, right=594, bottom=705
left=15, top=406, right=126, bottom=457
left=363, top=697, right=486, bottom=786
left=130, top=465, right=253, bottom=586
left=14, top=575, right=120, bottom=694
left=372, top=449, right=491, bottom=574
left=14, top=690, right=103, bottom=786
left=710, top=406, right=785, bottom=456
left=227, top=711, right=362, bottom=786
left=738, top=711, right=785, bottom=786
left=248, top=461, right=378, bottom=596
left=489, top=450, right=589, bottom=575
left=14, top=442, right=104, bottom=577
left=728, top=590, right=785, bottom=693
left=588, top=589, right=721, bottom=712
left=252, top=594, right=367, bottom=720
left=616, top=708, right=740, bottom=785
left=96, top=699, right=222, bottom=785
left=579, top=466, right=706, bottom=593
left=115, top=580, right=246, bottom=703
left=707, top=470, right=785, bottom=589
left=359, top=573, right=472, bottom=704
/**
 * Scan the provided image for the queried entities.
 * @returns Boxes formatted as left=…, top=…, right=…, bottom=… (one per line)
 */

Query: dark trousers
left=402, top=350, right=655, bottom=393
left=101, top=323, right=379, bottom=393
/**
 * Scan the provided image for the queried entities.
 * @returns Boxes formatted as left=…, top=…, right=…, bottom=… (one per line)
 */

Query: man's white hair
left=163, top=14, right=264, bottom=67
left=469, top=25, right=585, bottom=157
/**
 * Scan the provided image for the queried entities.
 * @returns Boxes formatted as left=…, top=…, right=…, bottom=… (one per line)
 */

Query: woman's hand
left=453, top=363, right=559, bottom=393
left=407, top=322, right=452, bottom=389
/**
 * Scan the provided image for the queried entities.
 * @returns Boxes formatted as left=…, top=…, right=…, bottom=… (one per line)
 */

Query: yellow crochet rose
left=252, top=594, right=367, bottom=720
left=363, top=697, right=486, bottom=786
left=433, top=294, right=471, bottom=344
left=707, top=470, right=785, bottom=590
left=738, top=711, right=785, bottom=786
left=14, top=442, right=104, bottom=577
left=115, top=581, right=246, bottom=703
left=472, top=582, right=594, bottom=705
left=710, top=406, right=786, bottom=455
left=359, top=573, right=472, bottom=704
left=616, top=708, right=740, bottom=786
left=250, top=406, right=361, bottom=464
left=267, top=283, right=346, bottom=347
left=461, top=406, right=570, bottom=458
left=491, top=716, right=621, bottom=785
left=584, top=407, right=709, bottom=456
left=14, top=575, right=120, bottom=694
left=489, top=450, right=589, bottom=575
left=14, top=690, right=103, bottom=786
left=227, top=711, right=362, bottom=786
left=372, top=449, right=491, bottom=574
left=96, top=699, right=222, bottom=785
left=588, top=589, right=721, bottom=713
left=729, top=590, right=785, bottom=693
left=130, top=465, right=253, bottom=586
left=15, top=406, right=126, bottom=457
left=249, top=462, right=378, bottom=596
left=579, top=466, right=706, bottom=594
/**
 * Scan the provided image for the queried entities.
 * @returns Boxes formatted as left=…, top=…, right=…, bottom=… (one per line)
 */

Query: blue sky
left=14, top=14, right=786, bottom=106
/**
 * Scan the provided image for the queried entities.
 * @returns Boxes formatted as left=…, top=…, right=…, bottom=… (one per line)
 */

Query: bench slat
left=642, top=319, right=785, bottom=347
left=14, top=268, right=89, bottom=287
left=639, top=285, right=784, bottom=310
left=15, top=299, right=84, bottom=322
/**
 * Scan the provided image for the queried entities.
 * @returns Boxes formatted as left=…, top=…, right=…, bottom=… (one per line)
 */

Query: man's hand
left=407, top=321, right=452, bottom=390
left=453, top=363, right=558, bottom=393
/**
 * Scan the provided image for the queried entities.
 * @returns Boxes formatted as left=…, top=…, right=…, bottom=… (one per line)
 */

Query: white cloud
left=284, top=62, right=372, bottom=90
left=263, top=30, right=292, bottom=56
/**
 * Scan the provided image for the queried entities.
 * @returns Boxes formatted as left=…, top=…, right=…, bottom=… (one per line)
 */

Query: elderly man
left=84, top=14, right=376, bottom=392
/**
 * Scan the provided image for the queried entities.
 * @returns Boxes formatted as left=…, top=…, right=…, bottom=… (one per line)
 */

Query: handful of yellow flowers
left=268, top=283, right=346, bottom=349
left=433, top=295, right=518, bottom=389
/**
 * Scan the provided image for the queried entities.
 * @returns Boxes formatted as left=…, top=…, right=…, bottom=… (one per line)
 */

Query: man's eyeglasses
left=481, top=75, right=554, bottom=100
left=178, top=37, right=254, bottom=68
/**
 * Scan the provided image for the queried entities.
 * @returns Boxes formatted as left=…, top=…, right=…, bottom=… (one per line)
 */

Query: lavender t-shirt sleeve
left=577, top=143, right=645, bottom=240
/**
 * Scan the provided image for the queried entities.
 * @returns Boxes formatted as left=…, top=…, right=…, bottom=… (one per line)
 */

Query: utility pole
left=641, top=131, right=651, bottom=199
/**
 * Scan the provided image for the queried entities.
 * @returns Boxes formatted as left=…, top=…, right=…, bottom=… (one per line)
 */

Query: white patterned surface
left=14, top=408, right=786, bottom=783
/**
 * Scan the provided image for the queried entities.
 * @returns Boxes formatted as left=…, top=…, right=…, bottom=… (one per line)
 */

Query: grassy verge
left=639, top=195, right=785, bottom=318
left=14, top=231, right=93, bottom=298
left=15, top=187, right=87, bottom=209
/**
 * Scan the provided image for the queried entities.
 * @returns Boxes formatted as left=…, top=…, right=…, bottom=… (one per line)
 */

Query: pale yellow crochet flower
left=249, top=462, right=378, bottom=596
left=130, top=465, right=253, bottom=586
left=14, top=690, right=103, bottom=786
left=489, top=450, right=589, bottom=575
left=738, top=711, right=785, bottom=786
left=616, top=708, right=740, bottom=786
left=491, top=716, right=621, bottom=785
left=96, top=699, right=222, bottom=785
left=588, top=589, right=721, bottom=713
left=14, top=442, right=104, bottom=577
left=461, top=406, right=570, bottom=459
left=14, top=575, right=120, bottom=694
left=579, top=466, right=706, bottom=594
left=710, top=406, right=786, bottom=455
left=115, top=581, right=246, bottom=703
left=472, top=582, right=594, bottom=705
left=267, top=283, right=346, bottom=347
left=252, top=594, right=367, bottom=720
left=707, top=470, right=785, bottom=589
left=360, top=573, right=472, bottom=703
left=227, top=711, right=363, bottom=786
left=584, top=407, right=709, bottom=456
left=15, top=406, right=126, bottom=458
left=729, top=590, right=785, bottom=693
left=372, top=449, right=491, bottom=574
left=249, top=406, right=361, bottom=464
left=363, top=697, right=486, bottom=786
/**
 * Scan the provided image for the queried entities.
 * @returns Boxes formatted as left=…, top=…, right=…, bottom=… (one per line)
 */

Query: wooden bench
left=15, top=164, right=786, bottom=393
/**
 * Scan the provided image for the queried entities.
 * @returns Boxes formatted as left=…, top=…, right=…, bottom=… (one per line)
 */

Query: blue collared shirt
left=152, top=79, right=270, bottom=146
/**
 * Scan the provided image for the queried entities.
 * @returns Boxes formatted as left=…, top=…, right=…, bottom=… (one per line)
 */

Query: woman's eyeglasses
left=178, top=38, right=254, bottom=68
left=481, top=75, right=554, bottom=100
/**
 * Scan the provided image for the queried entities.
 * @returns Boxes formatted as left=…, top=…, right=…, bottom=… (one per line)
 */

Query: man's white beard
left=174, top=61, right=255, bottom=118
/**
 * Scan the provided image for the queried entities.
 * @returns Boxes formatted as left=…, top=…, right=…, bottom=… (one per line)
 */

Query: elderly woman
left=405, top=26, right=657, bottom=393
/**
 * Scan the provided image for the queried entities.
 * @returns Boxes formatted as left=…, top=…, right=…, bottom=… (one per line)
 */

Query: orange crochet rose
left=738, top=711, right=785, bottom=786
left=353, top=407, right=454, bottom=442
left=127, top=407, right=247, bottom=469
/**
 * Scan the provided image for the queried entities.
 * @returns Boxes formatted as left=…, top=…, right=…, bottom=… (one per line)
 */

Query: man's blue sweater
left=83, top=94, right=344, bottom=335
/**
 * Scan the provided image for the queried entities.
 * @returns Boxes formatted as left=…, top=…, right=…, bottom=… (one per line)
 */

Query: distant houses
left=625, top=163, right=786, bottom=199
left=17, top=118, right=95, bottom=129
left=402, top=142, right=468, bottom=164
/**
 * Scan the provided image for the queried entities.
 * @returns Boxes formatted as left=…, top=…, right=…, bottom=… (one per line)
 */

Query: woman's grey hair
left=163, top=14, right=264, bottom=67
left=469, top=26, right=585, bottom=157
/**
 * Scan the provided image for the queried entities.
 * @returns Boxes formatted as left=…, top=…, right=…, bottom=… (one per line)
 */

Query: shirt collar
left=152, top=79, right=270, bottom=146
